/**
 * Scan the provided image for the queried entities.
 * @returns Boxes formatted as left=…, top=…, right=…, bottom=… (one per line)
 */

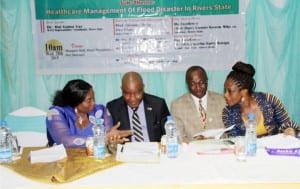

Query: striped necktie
left=132, top=107, right=144, bottom=142
left=199, top=99, right=207, bottom=127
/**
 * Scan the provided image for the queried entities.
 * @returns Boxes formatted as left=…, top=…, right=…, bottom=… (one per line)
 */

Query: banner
left=31, top=0, right=245, bottom=74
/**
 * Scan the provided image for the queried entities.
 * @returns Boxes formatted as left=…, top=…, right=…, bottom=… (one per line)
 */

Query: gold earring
left=75, top=108, right=83, bottom=125
left=241, top=97, right=245, bottom=103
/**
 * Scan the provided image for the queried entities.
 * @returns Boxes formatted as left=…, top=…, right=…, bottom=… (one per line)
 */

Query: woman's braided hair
left=226, top=61, right=256, bottom=94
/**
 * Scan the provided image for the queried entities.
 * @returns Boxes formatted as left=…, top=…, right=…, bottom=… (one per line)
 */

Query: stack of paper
left=116, top=142, right=160, bottom=163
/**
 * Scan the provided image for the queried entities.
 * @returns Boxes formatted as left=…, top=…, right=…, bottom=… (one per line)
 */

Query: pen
left=121, top=145, right=124, bottom=152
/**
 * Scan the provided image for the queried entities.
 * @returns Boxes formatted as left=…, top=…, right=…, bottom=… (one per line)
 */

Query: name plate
left=265, top=147, right=300, bottom=157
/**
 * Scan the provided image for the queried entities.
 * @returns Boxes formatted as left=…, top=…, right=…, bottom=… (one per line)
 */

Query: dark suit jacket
left=106, top=93, right=170, bottom=142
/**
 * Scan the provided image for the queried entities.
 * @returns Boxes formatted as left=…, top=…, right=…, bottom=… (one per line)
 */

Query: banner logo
left=45, top=39, right=63, bottom=60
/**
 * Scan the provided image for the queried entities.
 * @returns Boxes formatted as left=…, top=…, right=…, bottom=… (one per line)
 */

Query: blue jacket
left=46, top=104, right=112, bottom=147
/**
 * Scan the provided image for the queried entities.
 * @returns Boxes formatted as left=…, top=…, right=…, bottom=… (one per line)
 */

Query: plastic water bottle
left=245, top=113, right=257, bottom=156
left=92, top=118, right=106, bottom=159
left=0, top=121, right=12, bottom=163
left=165, top=116, right=178, bottom=158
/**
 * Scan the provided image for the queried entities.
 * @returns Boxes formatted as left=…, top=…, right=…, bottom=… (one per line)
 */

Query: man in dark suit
left=106, top=71, right=170, bottom=142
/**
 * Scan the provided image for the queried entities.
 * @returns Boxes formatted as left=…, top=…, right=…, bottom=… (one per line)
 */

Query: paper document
left=30, top=144, right=67, bottom=163
left=193, top=125, right=235, bottom=139
left=116, top=142, right=160, bottom=163
left=189, top=139, right=234, bottom=155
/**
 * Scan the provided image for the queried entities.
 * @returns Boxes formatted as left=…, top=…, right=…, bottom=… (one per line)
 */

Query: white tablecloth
left=1, top=140, right=300, bottom=189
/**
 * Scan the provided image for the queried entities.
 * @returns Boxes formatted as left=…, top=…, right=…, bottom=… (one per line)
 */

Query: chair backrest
left=4, top=106, right=47, bottom=133
left=12, top=131, right=48, bottom=147
left=4, top=106, right=48, bottom=147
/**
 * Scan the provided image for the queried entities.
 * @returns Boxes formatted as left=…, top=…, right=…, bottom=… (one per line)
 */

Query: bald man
left=106, top=71, right=170, bottom=142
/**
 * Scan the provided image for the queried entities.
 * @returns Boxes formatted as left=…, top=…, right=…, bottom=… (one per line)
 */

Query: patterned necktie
left=199, top=99, right=207, bottom=126
left=132, top=107, right=144, bottom=142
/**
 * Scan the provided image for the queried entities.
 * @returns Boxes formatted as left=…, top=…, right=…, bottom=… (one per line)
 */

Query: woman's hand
left=284, top=127, right=296, bottom=137
left=106, top=122, right=132, bottom=145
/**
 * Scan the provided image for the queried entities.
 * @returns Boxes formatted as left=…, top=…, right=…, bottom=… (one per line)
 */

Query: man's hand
left=106, top=122, right=133, bottom=145
left=193, top=135, right=214, bottom=140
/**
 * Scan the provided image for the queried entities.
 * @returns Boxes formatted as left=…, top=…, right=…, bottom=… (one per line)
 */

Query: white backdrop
left=31, top=0, right=246, bottom=74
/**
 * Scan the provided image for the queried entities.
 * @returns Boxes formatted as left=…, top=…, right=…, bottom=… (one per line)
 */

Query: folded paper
left=30, top=144, right=67, bottom=163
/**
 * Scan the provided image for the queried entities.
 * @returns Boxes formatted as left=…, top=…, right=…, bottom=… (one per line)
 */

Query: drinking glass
left=234, top=136, right=246, bottom=162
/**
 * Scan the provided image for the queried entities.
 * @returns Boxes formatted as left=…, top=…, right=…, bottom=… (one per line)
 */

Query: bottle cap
left=1, top=121, right=8, bottom=126
left=95, top=118, right=100, bottom=124
left=248, top=113, right=255, bottom=120
left=167, top=115, right=173, bottom=121
left=95, top=118, right=104, bottom=124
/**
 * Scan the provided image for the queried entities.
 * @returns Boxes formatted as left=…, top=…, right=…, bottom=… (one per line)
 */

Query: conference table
left=1, top=138, right=300, bottom=189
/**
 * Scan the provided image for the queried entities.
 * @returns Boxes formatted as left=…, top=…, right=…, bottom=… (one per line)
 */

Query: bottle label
left=167, top=143, right=178, bottom=158
left=86, top=137, right=94, bottom=156
left=247, top=142, right=257, bottom=156
left=93, top=145, right=105, bottom=159
left=0, top=147, right=12, bottom=163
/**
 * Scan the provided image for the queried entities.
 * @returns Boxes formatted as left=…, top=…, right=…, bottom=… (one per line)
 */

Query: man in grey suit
left=171, top=66, right=226, bottom=142
left=106, top=71, right=170, bottom=142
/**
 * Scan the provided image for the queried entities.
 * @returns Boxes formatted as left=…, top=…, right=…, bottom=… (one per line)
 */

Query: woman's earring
left=241, top=97, right=245, bottom=103
left=75, top=108, right=83, bottom=125
left=78, top=116, right=83, bottom=125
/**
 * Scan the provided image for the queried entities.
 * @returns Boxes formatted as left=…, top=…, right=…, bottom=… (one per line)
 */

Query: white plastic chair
left=4, top=106, right=48, bottom=147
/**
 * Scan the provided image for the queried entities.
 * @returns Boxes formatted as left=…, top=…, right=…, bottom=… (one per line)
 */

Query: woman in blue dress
left=46, top=79, right=132, bottom=148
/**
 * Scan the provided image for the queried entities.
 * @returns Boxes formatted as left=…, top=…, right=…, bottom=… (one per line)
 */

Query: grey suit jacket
left=170, top=91, right=226, bottom=142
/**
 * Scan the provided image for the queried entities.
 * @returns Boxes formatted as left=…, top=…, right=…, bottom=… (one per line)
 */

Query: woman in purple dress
left=46, top=79, right=132, bottom=148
